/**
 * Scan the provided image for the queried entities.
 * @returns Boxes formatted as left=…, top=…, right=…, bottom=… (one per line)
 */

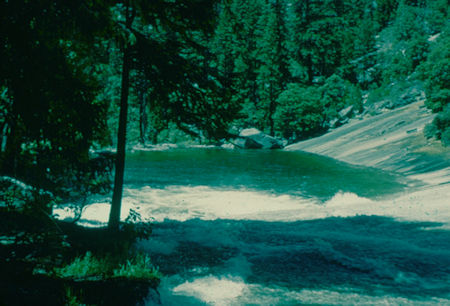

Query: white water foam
left=132, top=184, right=450, bottom=224
left=125, top=186, right=318, bottom=222
left=53, top=199, right=138, bottom=227
left=54, top=183, right=450, bottom=226
left=171, top=276, right=247, bottom=305
left=158, top=274, right=450, bottom=305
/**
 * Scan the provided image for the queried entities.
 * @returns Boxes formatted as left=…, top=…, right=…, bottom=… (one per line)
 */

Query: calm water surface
left=125, top=148, right=407, bottom=200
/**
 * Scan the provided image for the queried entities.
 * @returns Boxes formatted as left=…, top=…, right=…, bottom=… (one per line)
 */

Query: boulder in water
left=236, top=128, right=283, bottom=149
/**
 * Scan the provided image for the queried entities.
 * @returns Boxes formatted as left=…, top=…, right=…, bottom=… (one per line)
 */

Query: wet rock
left=236, top=128, right=283, bottom=149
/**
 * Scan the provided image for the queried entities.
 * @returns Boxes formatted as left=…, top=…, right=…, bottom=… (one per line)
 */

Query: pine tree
left=255, top=0, right=289, bottom=135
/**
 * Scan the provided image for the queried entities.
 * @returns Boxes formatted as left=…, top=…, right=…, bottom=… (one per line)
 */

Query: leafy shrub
left=113, top=254, right=161, bottom=280
left=0, top=176, right=55, bottom=214
left=54, top=252, right=109, bottom=279
left=54, top=252, right=160, bottom=281
left=374, top=2, right=430, bottom=84
left=377, top=36, right=429, bottom=84
left=319, top=74, right=362, bottom=121
left=418, top=26, right=450, bottom=145
left=420, top=37, right=450, bottom=112
left=274, top=84, right=326, bottom=142
left=425, top=104, right=450, bottom=146
left=366, top=80, right=424, bottom=110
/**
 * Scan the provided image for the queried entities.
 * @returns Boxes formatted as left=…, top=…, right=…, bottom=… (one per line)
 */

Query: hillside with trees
left=104, top=0, right=448, bottom=146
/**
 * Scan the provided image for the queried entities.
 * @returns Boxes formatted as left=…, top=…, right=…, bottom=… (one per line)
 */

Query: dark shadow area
left=140, top=215, right=450, bottom=299
left=0, top=210, right=159, bottom=306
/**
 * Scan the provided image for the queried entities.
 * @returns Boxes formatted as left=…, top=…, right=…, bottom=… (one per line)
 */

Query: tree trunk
left=149, top=128, right=158, bottom=144
left=268, top=83, right=275, bottom=136
left=138, top=87, right=148, bottom=146
left=109, top=4, right=133, bottom=231
left=1, top=112, right=18, bottom=176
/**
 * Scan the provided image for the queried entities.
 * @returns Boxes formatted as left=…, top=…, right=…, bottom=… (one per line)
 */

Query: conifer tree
left=255, top=0, right=289, bottom=135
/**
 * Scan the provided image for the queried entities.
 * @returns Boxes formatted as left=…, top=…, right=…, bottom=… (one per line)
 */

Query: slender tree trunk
left=138, top=88, right=148, bottom=146
left=269, top=84, right=275, bottom=136
left=2, top=112, right=18, bottom=176
left=150, top=128, right=158, bottom=144
left=109, top=3, right=133, bottom=231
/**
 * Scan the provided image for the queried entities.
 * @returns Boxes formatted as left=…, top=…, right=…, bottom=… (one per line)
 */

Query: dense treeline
left=100, top=0, right=449, bottom=146
left=205, top=0, right=449, bottom=143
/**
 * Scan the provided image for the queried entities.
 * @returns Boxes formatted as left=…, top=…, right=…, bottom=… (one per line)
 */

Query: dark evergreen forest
left=0, top=0, right=448, bottom=304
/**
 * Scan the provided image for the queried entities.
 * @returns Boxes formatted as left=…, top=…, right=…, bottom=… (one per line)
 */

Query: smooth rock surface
left=286, top=100, right=450, bottom=185
left=237, top=128, right=283, bottom=149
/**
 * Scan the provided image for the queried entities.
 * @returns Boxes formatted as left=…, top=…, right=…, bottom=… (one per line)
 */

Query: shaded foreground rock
left=234, top=128, right=283, bottom=149
left=0, top=274, right=160, bottom=306
left=0, top=209, right=161, bottom=306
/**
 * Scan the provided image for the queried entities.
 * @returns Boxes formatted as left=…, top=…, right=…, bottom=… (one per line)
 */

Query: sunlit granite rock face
left=286, top=100, right=450, bottom=185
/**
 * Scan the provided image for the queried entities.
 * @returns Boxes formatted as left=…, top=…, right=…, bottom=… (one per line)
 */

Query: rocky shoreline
left=285, top=100, right=450, bottom=225
left=286, top=100, right=450, bottom=186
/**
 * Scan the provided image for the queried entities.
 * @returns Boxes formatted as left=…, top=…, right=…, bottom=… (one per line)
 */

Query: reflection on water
left=125, top=148, right=410, bottom=200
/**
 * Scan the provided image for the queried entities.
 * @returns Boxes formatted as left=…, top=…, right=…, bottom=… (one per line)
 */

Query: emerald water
left=125, top=149, right=407, bottom=201
left=74, top=148, right=450, bottom=304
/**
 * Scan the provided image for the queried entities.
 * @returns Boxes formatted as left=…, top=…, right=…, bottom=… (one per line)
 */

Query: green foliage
left=274, top=84, right=325, bottom=142
left=255, top=0, right=290, bottom=135
left=156, top=123, right=197, bottom=144
left=320, top=75, right=362, bottom=122
left=417, top=25, right=449, bottom=144
left=0, top=0, right=112, bottom=201
left=419, top=31, right=450, bottom=112
left=286, top=1, right=349, bottom=82
left=425, top=105, right=450, bottom=146
left=392, top=1, right=426, bottom=41
left=375, top=4, right=430, bottom=84
left=113, top=253, right=161, bottom=280
left=64, top=287, right=84, bottom=306
left=55, top=251, right=109, bottom=279
left=423, top=0, right=449, bottom=34
left=273, top=75, right=361, bottom=143
left=373, top=0, right=399, bottom=28
left=54, top=251, right=160, bottom=281
left=0, top=177, right=55, bottom=215
left=366, top=80, right=424, bottom=109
